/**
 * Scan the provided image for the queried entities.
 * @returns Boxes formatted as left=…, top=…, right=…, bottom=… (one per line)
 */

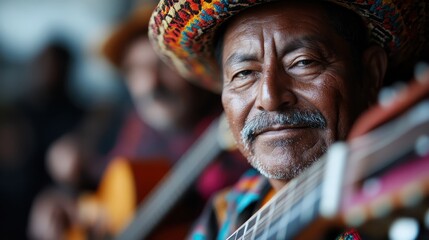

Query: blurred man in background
left=28, top=5, right=248, bottom=240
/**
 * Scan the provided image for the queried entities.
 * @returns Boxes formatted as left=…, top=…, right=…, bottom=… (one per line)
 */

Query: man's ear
left=361, top=45, right=388, bottom=104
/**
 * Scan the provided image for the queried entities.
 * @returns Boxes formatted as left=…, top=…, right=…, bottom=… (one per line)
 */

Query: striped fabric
left=190, top=169, right=270, bottom=240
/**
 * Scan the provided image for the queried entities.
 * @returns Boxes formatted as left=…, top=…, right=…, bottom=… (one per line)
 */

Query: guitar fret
left=243, top=229, right=254, bottom=240
left=251, top=175, right=315, bottom=239
left=246, top=216, right=257, bottom=230
left=253, top=216, right=268, bottom=237
left=275, top=184, right=323, bottom=239
left=228, top=157, right=328, bottom=240
left=263, top=204, right=276, bottom=239
left=277, top=161, right=323, bottom=212
left=300, top=179, right=322, bottom=223
left=275, top=210, right=290, bottom=239
left=282, top=202, right=302, bottom=239
left=262, top=163, right=325, bottom=239
left=264, top=197, right=276, bottom=240
left=236, top=225, right=245, bottom=239
left=271, top=180, right=296, bottom=239
left=283, top=223, right=297, bottom=239
left=226, top=232, right=236, bottom=240
left=269, top=183, right=322, bottom=239
left=276, top=170, right=324, bottom=222
left=266, top=213, right=282, bottom=235
left=241, top=211, right=260, bottom=240
left=274, top=159, right=325, bottom=207
left=259, top=204, right=271, bottom=219
left=271, top=193, right=299, bottom=222
left=274, top=179, right=298, bottom=206
left=273, top=178, right=320, bottom=219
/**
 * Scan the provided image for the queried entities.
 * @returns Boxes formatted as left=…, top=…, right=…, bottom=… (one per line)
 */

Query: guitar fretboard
left=228, top=157, right=327, bottom=240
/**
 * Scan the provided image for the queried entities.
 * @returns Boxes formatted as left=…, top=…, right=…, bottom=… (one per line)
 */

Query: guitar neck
left=228, top=156, right=328, bottom=240
left=117, top=116, right=225, bottom=240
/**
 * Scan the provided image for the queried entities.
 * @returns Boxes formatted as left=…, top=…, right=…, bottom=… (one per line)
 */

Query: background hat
left=149, top=0, right=429, bottom=93
left=102, top=6, right=155, bottom=68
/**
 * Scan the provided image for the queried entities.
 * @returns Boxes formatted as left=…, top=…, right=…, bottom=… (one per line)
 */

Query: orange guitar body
left=67, top=157, right=195, bottom=240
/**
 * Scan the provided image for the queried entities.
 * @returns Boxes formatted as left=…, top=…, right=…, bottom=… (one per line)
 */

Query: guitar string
left=235, top=161, right=324, bottom=239
left=234, top=157, right=327, bottom=239
left=250, top=160, right=326, bottom=238
left=118, top=118, right=222, bottom=239
left=268, top=171, right=323, bottom=227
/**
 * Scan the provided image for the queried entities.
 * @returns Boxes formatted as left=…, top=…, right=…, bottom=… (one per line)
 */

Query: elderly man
left=148, top=0, right=428, bottom=239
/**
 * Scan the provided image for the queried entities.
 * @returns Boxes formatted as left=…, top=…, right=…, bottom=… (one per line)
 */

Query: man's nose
left=255, top=65, right=297, bottom=111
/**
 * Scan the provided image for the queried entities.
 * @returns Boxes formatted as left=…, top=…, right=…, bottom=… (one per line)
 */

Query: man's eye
left=233, top=70, right=253, bottom=79
left=286, top=57, right=324, bottom=78
left=294, top=59, right=315, bottom=67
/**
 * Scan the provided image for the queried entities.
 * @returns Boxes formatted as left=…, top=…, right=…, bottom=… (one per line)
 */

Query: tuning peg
left=378, top=82, right=407, bottom=107
left=388, top=217, right=420, bottom=240
left=414, top=62, right=429, bottom=83
left=415, top=135, right=429, bottom=157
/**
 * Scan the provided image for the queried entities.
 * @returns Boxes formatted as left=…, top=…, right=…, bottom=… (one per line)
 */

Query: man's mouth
left=254, top=124, right=308, bottom=137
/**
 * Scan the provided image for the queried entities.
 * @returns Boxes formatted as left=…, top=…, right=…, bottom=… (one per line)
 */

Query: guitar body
left=69, top=157, right=199, bottom=240
left=66, top=115, right=236, bottom=240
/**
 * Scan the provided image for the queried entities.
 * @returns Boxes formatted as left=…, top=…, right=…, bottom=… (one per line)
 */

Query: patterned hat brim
left=149, top=0, right=428, bottom=93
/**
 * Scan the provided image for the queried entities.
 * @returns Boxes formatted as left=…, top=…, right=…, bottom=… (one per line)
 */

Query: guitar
left=116, top=113, right=238, bottom=240
left=70, top=114, right=238, bottom=239
left=226, top=70, right=429, bottom=239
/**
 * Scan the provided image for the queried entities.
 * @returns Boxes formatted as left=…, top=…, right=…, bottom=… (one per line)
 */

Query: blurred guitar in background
left=66, top=114, right=238, bottom=240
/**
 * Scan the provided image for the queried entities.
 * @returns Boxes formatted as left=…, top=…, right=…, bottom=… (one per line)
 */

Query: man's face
left=123, top=36, right=198, bottom=131
left=221, top=2, right=371, bottom=183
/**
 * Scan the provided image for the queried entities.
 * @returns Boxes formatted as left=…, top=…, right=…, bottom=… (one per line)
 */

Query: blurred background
left=0, top=0, right=154, bottom=238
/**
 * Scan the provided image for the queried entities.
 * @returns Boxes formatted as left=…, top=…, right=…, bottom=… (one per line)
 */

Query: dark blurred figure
left=22, top=42, right=85, bottom=189
left=0, top=106, right=35, bottom=240
left=20, top=41, right=85, bottom=190
left=0, top=41, right=85, bottom=239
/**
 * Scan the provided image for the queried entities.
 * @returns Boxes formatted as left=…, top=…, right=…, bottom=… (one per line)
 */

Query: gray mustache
left=241, top=110, right=327, bottom=144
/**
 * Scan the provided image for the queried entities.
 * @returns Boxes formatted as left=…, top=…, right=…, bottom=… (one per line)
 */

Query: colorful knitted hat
left=149, top=0, right=428, bottom=92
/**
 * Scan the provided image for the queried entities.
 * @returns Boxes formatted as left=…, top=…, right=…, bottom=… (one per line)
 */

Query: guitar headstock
left=343, top=63, right=429, bottom=186
left=338, top=63, right=429, bottom=238
left=348, top=63, right=429, bottom=140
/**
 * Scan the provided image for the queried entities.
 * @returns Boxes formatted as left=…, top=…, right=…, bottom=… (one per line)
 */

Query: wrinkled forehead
left=218, top=1, right=342, bottom=62
left=222, top=1, right=333, bottom=35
